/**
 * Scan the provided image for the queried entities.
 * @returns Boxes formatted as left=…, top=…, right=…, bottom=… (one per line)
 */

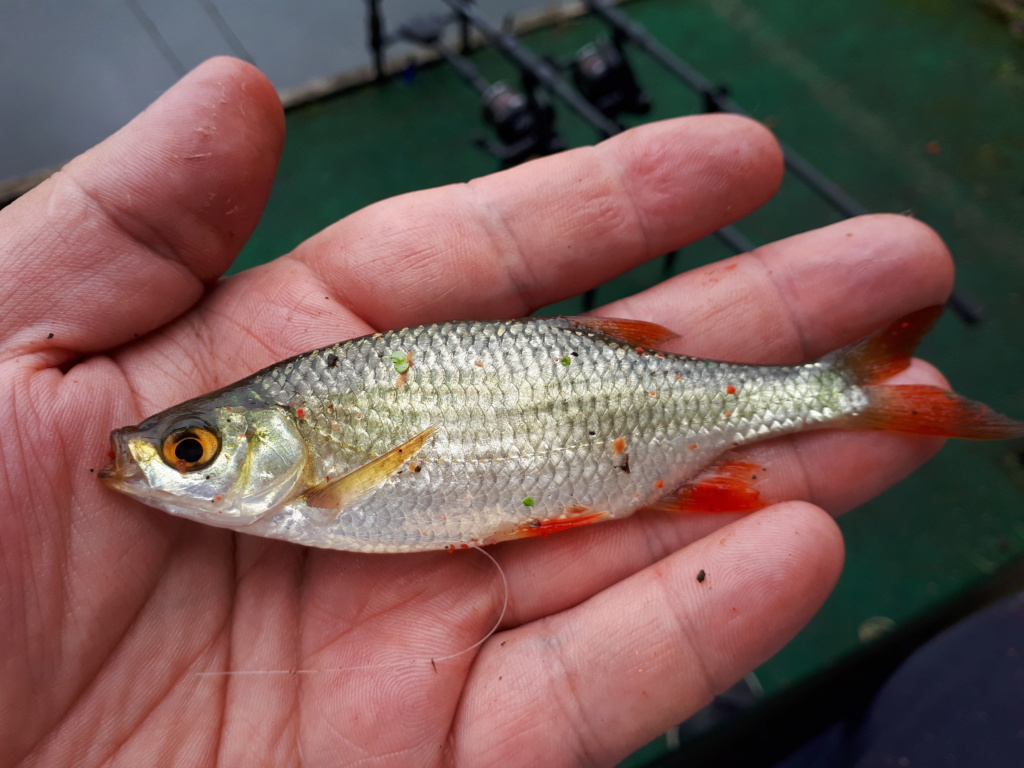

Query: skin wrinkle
left=537, top=629, right=604, bottom=768
left=756, top=216, right=952, bottom=358
left=647, top=558, right=718, bottom=708
left=463, top=179, right=537, bottom=317
left=471, top=631, right=573, bottom=766
left=280, top=257, right=377, bottom=341
left=293, top=216, right=411, bottom=327
left=490, top=522, right=676, bottom=630
left=636, top=518, right=685, bottom=586
left=293, top=546, right=311, bottom=765
left=491, top=543, right=559, bottom=630
left=346, top=746, right=420, bottom=768
left=603, top=215, right=953, bottom=367
left=219, top=258, right=376, bottom=366
left=589, top=144, right=657, bottom=267
left=215, top=534, right=236, bottom=768
left=60, top=168, right=180, bottom=268
left=743, top=246, right=812, bottom=362
left=454, top=693, right=529, bottom=765
left=99, top=638, right=218, bottom=767
left=193, top=304, right=281, bottom=379
left=5, top=380, right=74, bottom=709
left=22, top=545, right=172, bottom=767
left=298, top=583, right=443, bottom=664
left=109, top=341, right=181, bottom=419
left=271, top=272, right=373, bottom=342
left=115, top=673, right=210, bottom=765
left=779, top=434, right=830, bottom=513
left=116, top=550, right=233, bottom=766
left=2, top=225, right=201, bottom=365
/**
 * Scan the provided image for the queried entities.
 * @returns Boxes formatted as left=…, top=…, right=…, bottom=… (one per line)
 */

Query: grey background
left=0, top=0, right=548, bottom=183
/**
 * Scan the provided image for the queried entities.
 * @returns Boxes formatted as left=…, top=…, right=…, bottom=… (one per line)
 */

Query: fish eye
left=161, top=420, right=220, bottom=472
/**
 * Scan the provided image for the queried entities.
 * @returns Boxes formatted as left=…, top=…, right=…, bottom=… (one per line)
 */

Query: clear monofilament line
left=193, top=544, right=509, bottom=678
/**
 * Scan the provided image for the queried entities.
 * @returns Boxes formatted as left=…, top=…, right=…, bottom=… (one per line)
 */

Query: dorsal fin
left=565, top=317, right=678, bottom=349
left=303, top=425, right=436, bottom=517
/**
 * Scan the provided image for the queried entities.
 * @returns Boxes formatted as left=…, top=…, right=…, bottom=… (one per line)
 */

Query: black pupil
left=174, top=437, right=205, bottom=464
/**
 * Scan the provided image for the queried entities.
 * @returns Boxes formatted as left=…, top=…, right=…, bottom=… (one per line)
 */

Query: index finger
left=288, top=114, right=783, bottom=328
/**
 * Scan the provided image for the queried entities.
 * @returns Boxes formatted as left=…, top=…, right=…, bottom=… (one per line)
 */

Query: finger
left=288, top=113, right=784, bottom=328
left=454, top=502, right=844, bottom=766
left=604, top=213, right=953, bottom=363
left=0, top=57, right=283, bottom=359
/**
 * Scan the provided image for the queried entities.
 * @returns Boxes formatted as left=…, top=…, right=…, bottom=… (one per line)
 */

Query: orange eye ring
left=161, top=423, right=220, bottom=472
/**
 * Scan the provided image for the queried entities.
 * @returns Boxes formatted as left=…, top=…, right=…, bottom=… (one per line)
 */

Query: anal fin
left=303, top=425, right=437, bottom=517
left=649, top=460, right=767, bottom=514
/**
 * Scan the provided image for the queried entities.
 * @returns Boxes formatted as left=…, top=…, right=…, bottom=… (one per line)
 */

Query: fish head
left=99, top=397, right=309, bottom=528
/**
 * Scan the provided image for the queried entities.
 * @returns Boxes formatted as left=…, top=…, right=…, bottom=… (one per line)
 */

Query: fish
left=99, top=306, right=1024, bottom=553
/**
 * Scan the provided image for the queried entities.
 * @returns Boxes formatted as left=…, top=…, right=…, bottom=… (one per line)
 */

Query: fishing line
left=194, top=543, right=509, bottom=678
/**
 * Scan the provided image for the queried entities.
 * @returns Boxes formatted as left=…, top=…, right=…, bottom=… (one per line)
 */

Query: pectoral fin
left=303, top=425, right=437, bottom=516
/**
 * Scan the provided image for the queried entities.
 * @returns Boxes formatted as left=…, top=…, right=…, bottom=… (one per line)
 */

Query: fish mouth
left=97, top=431, right=141, bottom=485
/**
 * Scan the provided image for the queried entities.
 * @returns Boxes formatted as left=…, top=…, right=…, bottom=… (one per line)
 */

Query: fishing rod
left=395, top=14, right=565, bottom=168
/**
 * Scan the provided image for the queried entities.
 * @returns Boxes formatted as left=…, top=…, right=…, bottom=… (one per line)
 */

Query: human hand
left=0, top=58, right=953, bottom=767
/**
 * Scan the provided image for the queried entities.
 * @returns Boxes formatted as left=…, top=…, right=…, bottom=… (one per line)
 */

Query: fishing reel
left=480, top=80, right=564, bottom=168
left=570, top=39, right=650, bottom=118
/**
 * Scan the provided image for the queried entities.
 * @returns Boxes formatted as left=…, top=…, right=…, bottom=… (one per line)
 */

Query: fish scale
left=99, top=308, right=1024, bottom=553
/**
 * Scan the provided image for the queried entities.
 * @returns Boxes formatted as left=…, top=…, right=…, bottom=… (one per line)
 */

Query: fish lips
left=97, top=429, right=142, bottom=485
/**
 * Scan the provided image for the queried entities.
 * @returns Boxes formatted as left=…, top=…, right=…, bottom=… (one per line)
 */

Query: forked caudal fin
left=853, top=386, right=1024, bottom=440
left=834, top=305, right=1024, bottom=439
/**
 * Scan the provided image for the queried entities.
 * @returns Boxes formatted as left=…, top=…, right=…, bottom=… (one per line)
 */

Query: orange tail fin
left=853, top=385, right=1024, bottom=440
left=837, top=305, right=943, bottom=385
left=833, top=306, right=1024, bottom=439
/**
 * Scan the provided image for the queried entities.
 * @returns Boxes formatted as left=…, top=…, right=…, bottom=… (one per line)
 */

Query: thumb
left=0, top=56, right=284, bottom=360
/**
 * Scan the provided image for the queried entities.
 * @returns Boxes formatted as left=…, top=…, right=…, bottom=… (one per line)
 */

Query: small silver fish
left=99, top=307, right=1024, bottom=552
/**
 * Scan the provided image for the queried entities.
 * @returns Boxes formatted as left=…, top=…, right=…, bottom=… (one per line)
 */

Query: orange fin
left=650, top=460, right=768, bottom=514
left=853, top=386, right=1024, bottom=439
left=511, top=511, right=607, bottom=539
left=837, top=305, right=943, bottom=385
left=303, top=425, right=437, bottom=515
left=566, top=317, right=677, bottom=349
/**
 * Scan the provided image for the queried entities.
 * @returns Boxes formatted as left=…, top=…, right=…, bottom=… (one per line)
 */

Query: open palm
left=2, top=59, right=954, bottom=767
